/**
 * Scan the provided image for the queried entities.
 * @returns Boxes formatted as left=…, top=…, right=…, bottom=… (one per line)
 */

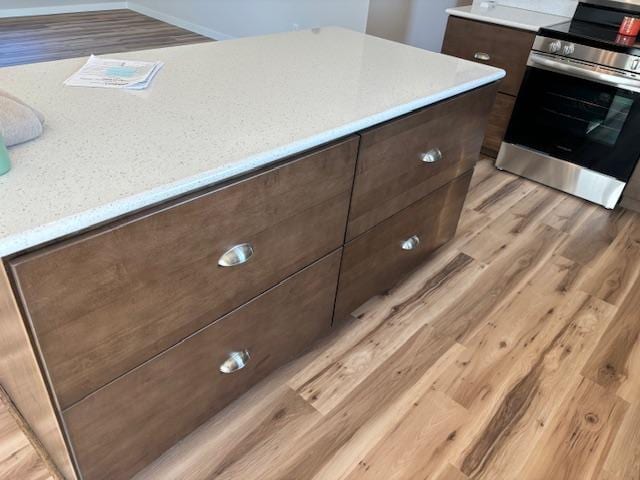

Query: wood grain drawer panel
left=482, top=92, right=516, bottom=157
left=347, top=85, right=496, bottom=240
left=442, top=16, right=535, bottom=96
left=63, top=250, right=342, bottom=480
left=335, top=171, right=472, bottom=323
left=10, top=137, right=358, bottom=410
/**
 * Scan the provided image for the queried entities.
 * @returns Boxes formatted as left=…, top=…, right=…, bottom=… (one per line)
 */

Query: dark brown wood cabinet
left=442, top=16, right=535, bottom=96
left=483, top=93, right=516, bottom=156
left=1, top=84, right=497, bottom=480
left=9, top=137, right=358, bottom=410
left=347, top=85, right=497, bottom=240
left=442, top=15, right=535, bottom=157
left=63, top=250, right=342, bottom=480
left=335, top=172, right=472, bottom=323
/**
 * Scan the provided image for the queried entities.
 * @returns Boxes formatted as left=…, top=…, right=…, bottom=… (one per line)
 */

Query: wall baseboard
left=0, top=2, right=128, bottom=18
left=127, top=2, right=234, bottom=40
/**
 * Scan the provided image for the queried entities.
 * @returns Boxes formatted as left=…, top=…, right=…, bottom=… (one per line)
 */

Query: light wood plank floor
left=0, top=9, right=211, bottom=68
left=0, top=397, right=52, bottom=480
left=129, top=158, right=640, bottom=480
left=3, top=160, right=640, bottom=479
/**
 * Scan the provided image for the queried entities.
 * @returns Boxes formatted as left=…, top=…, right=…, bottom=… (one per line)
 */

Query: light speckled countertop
left=0, top=27, right=503, bottom=257
left=446, top=4, right=569, bottom=31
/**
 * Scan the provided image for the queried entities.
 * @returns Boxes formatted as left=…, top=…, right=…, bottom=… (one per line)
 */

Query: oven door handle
left=528, top=53, right=640, bottom=93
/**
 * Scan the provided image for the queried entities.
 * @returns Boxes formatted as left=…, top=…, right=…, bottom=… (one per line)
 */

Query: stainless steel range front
left=497, top=0, right=640, bottom=208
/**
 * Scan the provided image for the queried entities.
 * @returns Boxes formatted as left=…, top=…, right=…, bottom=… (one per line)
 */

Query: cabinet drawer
left=347, top=85, right=495, bottom=240
left=442, top=16, right=534, bottom=96
left=482, top=92, right=516, bottom=157
left=10, top=137, right=358, bottom=410
left=63, top=250, right=341, bottom=480
left=335, top=172, right=472, bottom=323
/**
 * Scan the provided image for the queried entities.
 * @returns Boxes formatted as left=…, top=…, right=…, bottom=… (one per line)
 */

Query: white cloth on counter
left=0, top=89, right=45, bottom=147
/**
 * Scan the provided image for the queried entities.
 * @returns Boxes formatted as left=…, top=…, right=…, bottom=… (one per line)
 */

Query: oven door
left=504, top=54, right=640, bottom=181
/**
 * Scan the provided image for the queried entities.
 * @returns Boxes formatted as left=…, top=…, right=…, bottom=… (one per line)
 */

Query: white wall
left=128, top=0, right=371, bottom=40
left=366, top=0, right=470, bottom=52
left=366, top=0, right=413, bottom=44
left=0, top=0, right=124, bottom=17
left=471, top=0, right=578, bottom=17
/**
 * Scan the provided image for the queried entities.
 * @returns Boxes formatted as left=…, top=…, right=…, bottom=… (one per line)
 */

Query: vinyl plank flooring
left=541, top=193, right=597, bottom=234
left=309, top=344, right=467, bottom=480
left=559, top=206, right=634, bottom=266
left=599, top=400, right=640, bottom=480
left=9, top=159, right=640, bottom=479
left=453, top=295, right=616, bottom=479
left=0, top=10, right=211, bottom=68
left=581, top=272, right=640, bottom=399
left=577, top=216, right=640, bottom=306
left=438, top=222, right=566, bottom=343
left=291, top=250, right=485, bottom=415
left=0, top=397, right=53, bottom=480
left=517, top=377, right=629, bottom=480
left=342, top=390, right=469, bottom=480
left=130, top=159, right=640, bottom=480
left=435, top=465, right=469, bottom=480
left=272, top=326, right=459, bottom=480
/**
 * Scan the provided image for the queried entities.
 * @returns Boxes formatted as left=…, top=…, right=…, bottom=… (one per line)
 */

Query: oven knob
left=548, top=40, right=562, bottom=53
left=562, top=43, right=576, bottom=55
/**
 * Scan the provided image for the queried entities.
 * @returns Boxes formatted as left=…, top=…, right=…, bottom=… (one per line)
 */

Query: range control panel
left=533, top=36, right=640, bottom=74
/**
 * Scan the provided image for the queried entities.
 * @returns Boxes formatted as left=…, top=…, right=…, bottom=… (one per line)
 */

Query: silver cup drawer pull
left=474, top=52, right=491, bottom=61
left=420, top=148, right=443, bottom=164
left=219, top=350, right=251, bottom=374
left=401, top=235, right=421, bottom=251
left=218, top=243, right=254, bottom=267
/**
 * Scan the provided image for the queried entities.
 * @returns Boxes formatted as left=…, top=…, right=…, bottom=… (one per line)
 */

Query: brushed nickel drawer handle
left=401, top=235, right=420, bottom=251
left=219, top=350, right=251, bottom=374
left=420, top=148, right=442, bottom=164
left=218, top=243, right=254, bottom=267
left=474, top=52, right=491, bottom=61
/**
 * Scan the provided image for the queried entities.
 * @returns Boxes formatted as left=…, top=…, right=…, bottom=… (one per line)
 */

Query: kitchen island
left=0, top=27, right=503, bottom=480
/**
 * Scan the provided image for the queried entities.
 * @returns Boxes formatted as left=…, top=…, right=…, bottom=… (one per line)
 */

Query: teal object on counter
left=0, top=136, right=10, bottom=176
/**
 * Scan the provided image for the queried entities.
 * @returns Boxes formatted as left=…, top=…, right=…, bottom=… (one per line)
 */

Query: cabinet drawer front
left=10, top=137, right=358, bottom=410
left=335, top=172, right=472, bottom=323
left=347, top=86, right=495, bottom=240
left=482, top=92, right=516, bottom=157
left=63, top=250, right=341, bottom=480
left=442, top=16, right=534, bottom=96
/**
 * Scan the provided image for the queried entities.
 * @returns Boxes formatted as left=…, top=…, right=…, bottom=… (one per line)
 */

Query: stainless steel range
left=497, top=0, right=640, bottom=208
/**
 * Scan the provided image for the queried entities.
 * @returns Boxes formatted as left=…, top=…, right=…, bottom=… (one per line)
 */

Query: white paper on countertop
left=63, top=55, right=164, bottom=90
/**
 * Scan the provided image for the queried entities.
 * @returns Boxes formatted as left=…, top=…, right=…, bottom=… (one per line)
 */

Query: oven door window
left=505, top=66, right=640, bottom=181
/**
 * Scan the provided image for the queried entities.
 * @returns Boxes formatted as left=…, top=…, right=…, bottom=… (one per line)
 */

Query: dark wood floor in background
left=0, top=9, right=211, bottom=68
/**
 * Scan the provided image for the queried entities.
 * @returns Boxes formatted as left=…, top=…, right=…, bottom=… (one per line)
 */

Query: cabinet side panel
left=0, top=265, right=76, bottom=479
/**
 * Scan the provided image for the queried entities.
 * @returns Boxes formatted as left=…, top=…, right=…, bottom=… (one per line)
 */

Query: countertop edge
left=0, top=72, right=505, bottom=258
left=445, top=6, right=565, bottom=32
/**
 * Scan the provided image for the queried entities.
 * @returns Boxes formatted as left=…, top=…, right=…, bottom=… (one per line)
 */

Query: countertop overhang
left=446, top=5, right=570, bottom=32
left=0, top=27, right=504, bottom=257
